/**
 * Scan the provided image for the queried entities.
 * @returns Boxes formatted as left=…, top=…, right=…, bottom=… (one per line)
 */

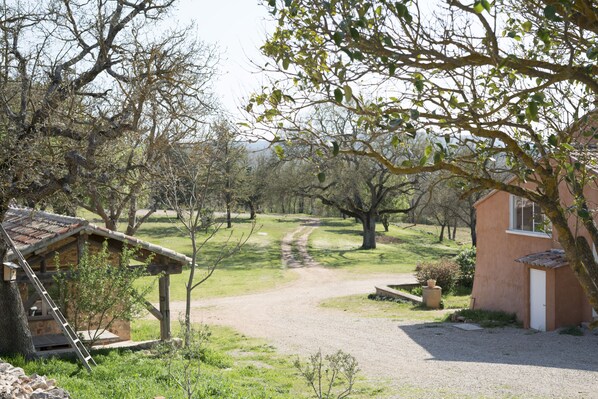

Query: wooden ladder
left=0, top=225, right=96, bottom=372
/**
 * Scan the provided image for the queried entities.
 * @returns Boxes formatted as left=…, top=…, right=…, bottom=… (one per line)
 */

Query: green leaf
left=333, top=88, right=343, bottom=103
left=391, top=135, right=399, bottom=148
left=332, top=141, right=340, bottom=156
left=577, top=208, right=590, bottom=219
left=343, top=85, right=353, bottom=102
left=274, top=145, right=285, bottom=159
left=395, top=3, right=412, bottom=23
left=410, top=109, right=420, bottom=120
left=282, top=58, right=290, bottom=70
left=449, top=95, right=458, bottom=108
left=473, top=1, right=484, bottom=13
left=543, top=5, right=561, bottom=22
left=349, top=27, right=360, bottom=40
left=522, top=21, right=532, bottom=32
left=587, top=46, right=598, bottom=60
left=481, top=0, right=491, bottom=12
left=317, top=172, right=326, bottom=183
left=424, top=144, right=433, bottom=157
left=547, top=134, right=558, bottom=147
left=332, top=31, right=344, bottom=46
left=270, top=89, right=283, bottom=106
left=414, top=77, right=424, bottom=92
left=433, top=151, right=444, bottom=164
left=526, top=101, right=539, bottom=122
left=389, top=63, right=397, bottom=76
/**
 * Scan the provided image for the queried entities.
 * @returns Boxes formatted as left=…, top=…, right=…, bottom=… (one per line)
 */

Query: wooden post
left=158, top=274, right=171, bottom=341
left=77, top=233, right=88, bottom=263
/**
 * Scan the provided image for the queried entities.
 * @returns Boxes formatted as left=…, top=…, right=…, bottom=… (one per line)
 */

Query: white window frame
left=507, top=195, right=551, bottom=238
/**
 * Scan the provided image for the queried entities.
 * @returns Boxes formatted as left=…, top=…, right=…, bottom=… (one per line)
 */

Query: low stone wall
left=0, top=361, right=70, bottom=399
left=374, top=284, right=423, bottom=304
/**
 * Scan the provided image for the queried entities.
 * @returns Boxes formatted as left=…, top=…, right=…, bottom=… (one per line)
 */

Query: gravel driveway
left=172, top=221, right=598, bottom=399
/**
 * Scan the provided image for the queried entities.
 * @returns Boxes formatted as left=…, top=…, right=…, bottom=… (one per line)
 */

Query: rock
left=0, top=361, right=70, bottom=399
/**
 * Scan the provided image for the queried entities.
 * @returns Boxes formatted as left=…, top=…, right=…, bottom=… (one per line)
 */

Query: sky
left=173, top=0, right=275, bottom=119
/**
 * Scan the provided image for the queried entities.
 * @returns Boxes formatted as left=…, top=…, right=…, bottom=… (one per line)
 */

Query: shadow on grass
left=318, top=220, right=359, bottom=228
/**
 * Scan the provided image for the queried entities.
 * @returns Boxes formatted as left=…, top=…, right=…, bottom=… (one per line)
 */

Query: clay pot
left=426, top=279, right=436, bottom=288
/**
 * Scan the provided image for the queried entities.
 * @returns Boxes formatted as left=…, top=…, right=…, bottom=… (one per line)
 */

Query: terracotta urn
left=426, top=279, right=436, bottom=288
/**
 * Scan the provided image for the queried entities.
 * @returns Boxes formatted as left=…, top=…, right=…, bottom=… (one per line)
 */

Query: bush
left=455, top=247, right=476, bottom=288
left=415, top=259, right=460, bottom=292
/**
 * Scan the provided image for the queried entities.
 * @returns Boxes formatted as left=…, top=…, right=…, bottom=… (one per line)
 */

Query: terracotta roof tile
left=515, top=249, right=568, bottom=269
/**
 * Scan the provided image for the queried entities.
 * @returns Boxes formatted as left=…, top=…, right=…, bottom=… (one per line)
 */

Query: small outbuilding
left=2, top=207, right=188, bottom=350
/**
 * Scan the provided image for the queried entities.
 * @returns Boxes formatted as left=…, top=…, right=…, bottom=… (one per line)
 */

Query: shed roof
left=3, top=207, right=191, bottom=265
left=515, top=249, right=568, bottom=269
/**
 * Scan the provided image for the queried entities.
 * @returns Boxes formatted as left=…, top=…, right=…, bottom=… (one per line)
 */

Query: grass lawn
left=7, top=320, right=388, bottom=399
left=76, top=210, right=472, bottom=300
left=320, top=290, right=471, bottom=323
left=310, top=218, right=470, bottom=274
left=76, top=211, right=304, bottom=301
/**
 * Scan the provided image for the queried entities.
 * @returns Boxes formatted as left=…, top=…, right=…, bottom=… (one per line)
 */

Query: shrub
left=415, top=259, right=460, bottom=292
left=294, top=350, right=359, bottom=399
left=455, top=247, right=476, bottom=288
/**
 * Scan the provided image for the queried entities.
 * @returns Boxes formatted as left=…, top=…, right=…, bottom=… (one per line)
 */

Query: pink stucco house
left=471, top=188, right=598, bottom=331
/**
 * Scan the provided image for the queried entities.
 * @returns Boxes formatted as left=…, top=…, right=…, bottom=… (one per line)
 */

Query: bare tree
left=0, top=0, right=195, bottom=356
left=160, top=141, right=252, bottom=347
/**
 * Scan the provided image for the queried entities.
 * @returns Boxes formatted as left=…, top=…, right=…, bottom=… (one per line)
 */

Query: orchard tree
left=249, top=0, right=598, bottom=324
left=308, top=154, right=416, bottom=249
left=211, top=120, right=247, bottom=228
left=0, top=0, right=199, bottom=356
left=75, top=29, right=218, bottom=235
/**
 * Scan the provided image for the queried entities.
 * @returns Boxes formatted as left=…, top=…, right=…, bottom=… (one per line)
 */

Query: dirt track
left=171, top=219, right=598, bottom=399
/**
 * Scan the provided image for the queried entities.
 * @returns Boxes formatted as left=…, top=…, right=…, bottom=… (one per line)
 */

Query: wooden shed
left=2, top=207, right=188, bottom=350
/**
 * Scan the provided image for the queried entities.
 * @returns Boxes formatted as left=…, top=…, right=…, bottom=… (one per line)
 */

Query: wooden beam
left=16, top=270, right=72, bottom=284
left=145, top=262, right=183, bottom=276
left=159, top=275, right=171, bottom=341
left=144, top=300, right=163, bottom=321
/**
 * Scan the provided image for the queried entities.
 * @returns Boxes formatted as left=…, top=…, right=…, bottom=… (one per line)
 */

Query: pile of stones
left=0, top=361, right=70, bottom=399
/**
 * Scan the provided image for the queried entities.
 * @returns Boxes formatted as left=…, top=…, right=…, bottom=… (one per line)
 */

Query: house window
left=510, top=195, right=550, bottom=234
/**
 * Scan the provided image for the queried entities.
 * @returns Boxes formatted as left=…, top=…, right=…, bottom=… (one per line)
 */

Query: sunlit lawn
left=8, top=320, right=387, bottom=399
left=136, top=213, right=308, bottom=301
left=320, top=290, right=471, bottom=322
left=77, top=210, right=303, bottom=301
left=309, top=218, right=470, bottom=274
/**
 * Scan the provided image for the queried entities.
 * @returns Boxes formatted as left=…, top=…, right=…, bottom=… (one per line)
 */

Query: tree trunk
left=439, top=224, right=445, bottom=242
left=248, top=202, right=256, bottom=220
left=126, top=196, right=138, bottom=236
left=226, top=202, right=232, bottom=228
left=0, top=242, right=36, bottom=357
left=546, top=208, right=598, bottom=326
left=452, top=223, right=457, bottom=241
left=361, top=213, right=377, bottom=250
